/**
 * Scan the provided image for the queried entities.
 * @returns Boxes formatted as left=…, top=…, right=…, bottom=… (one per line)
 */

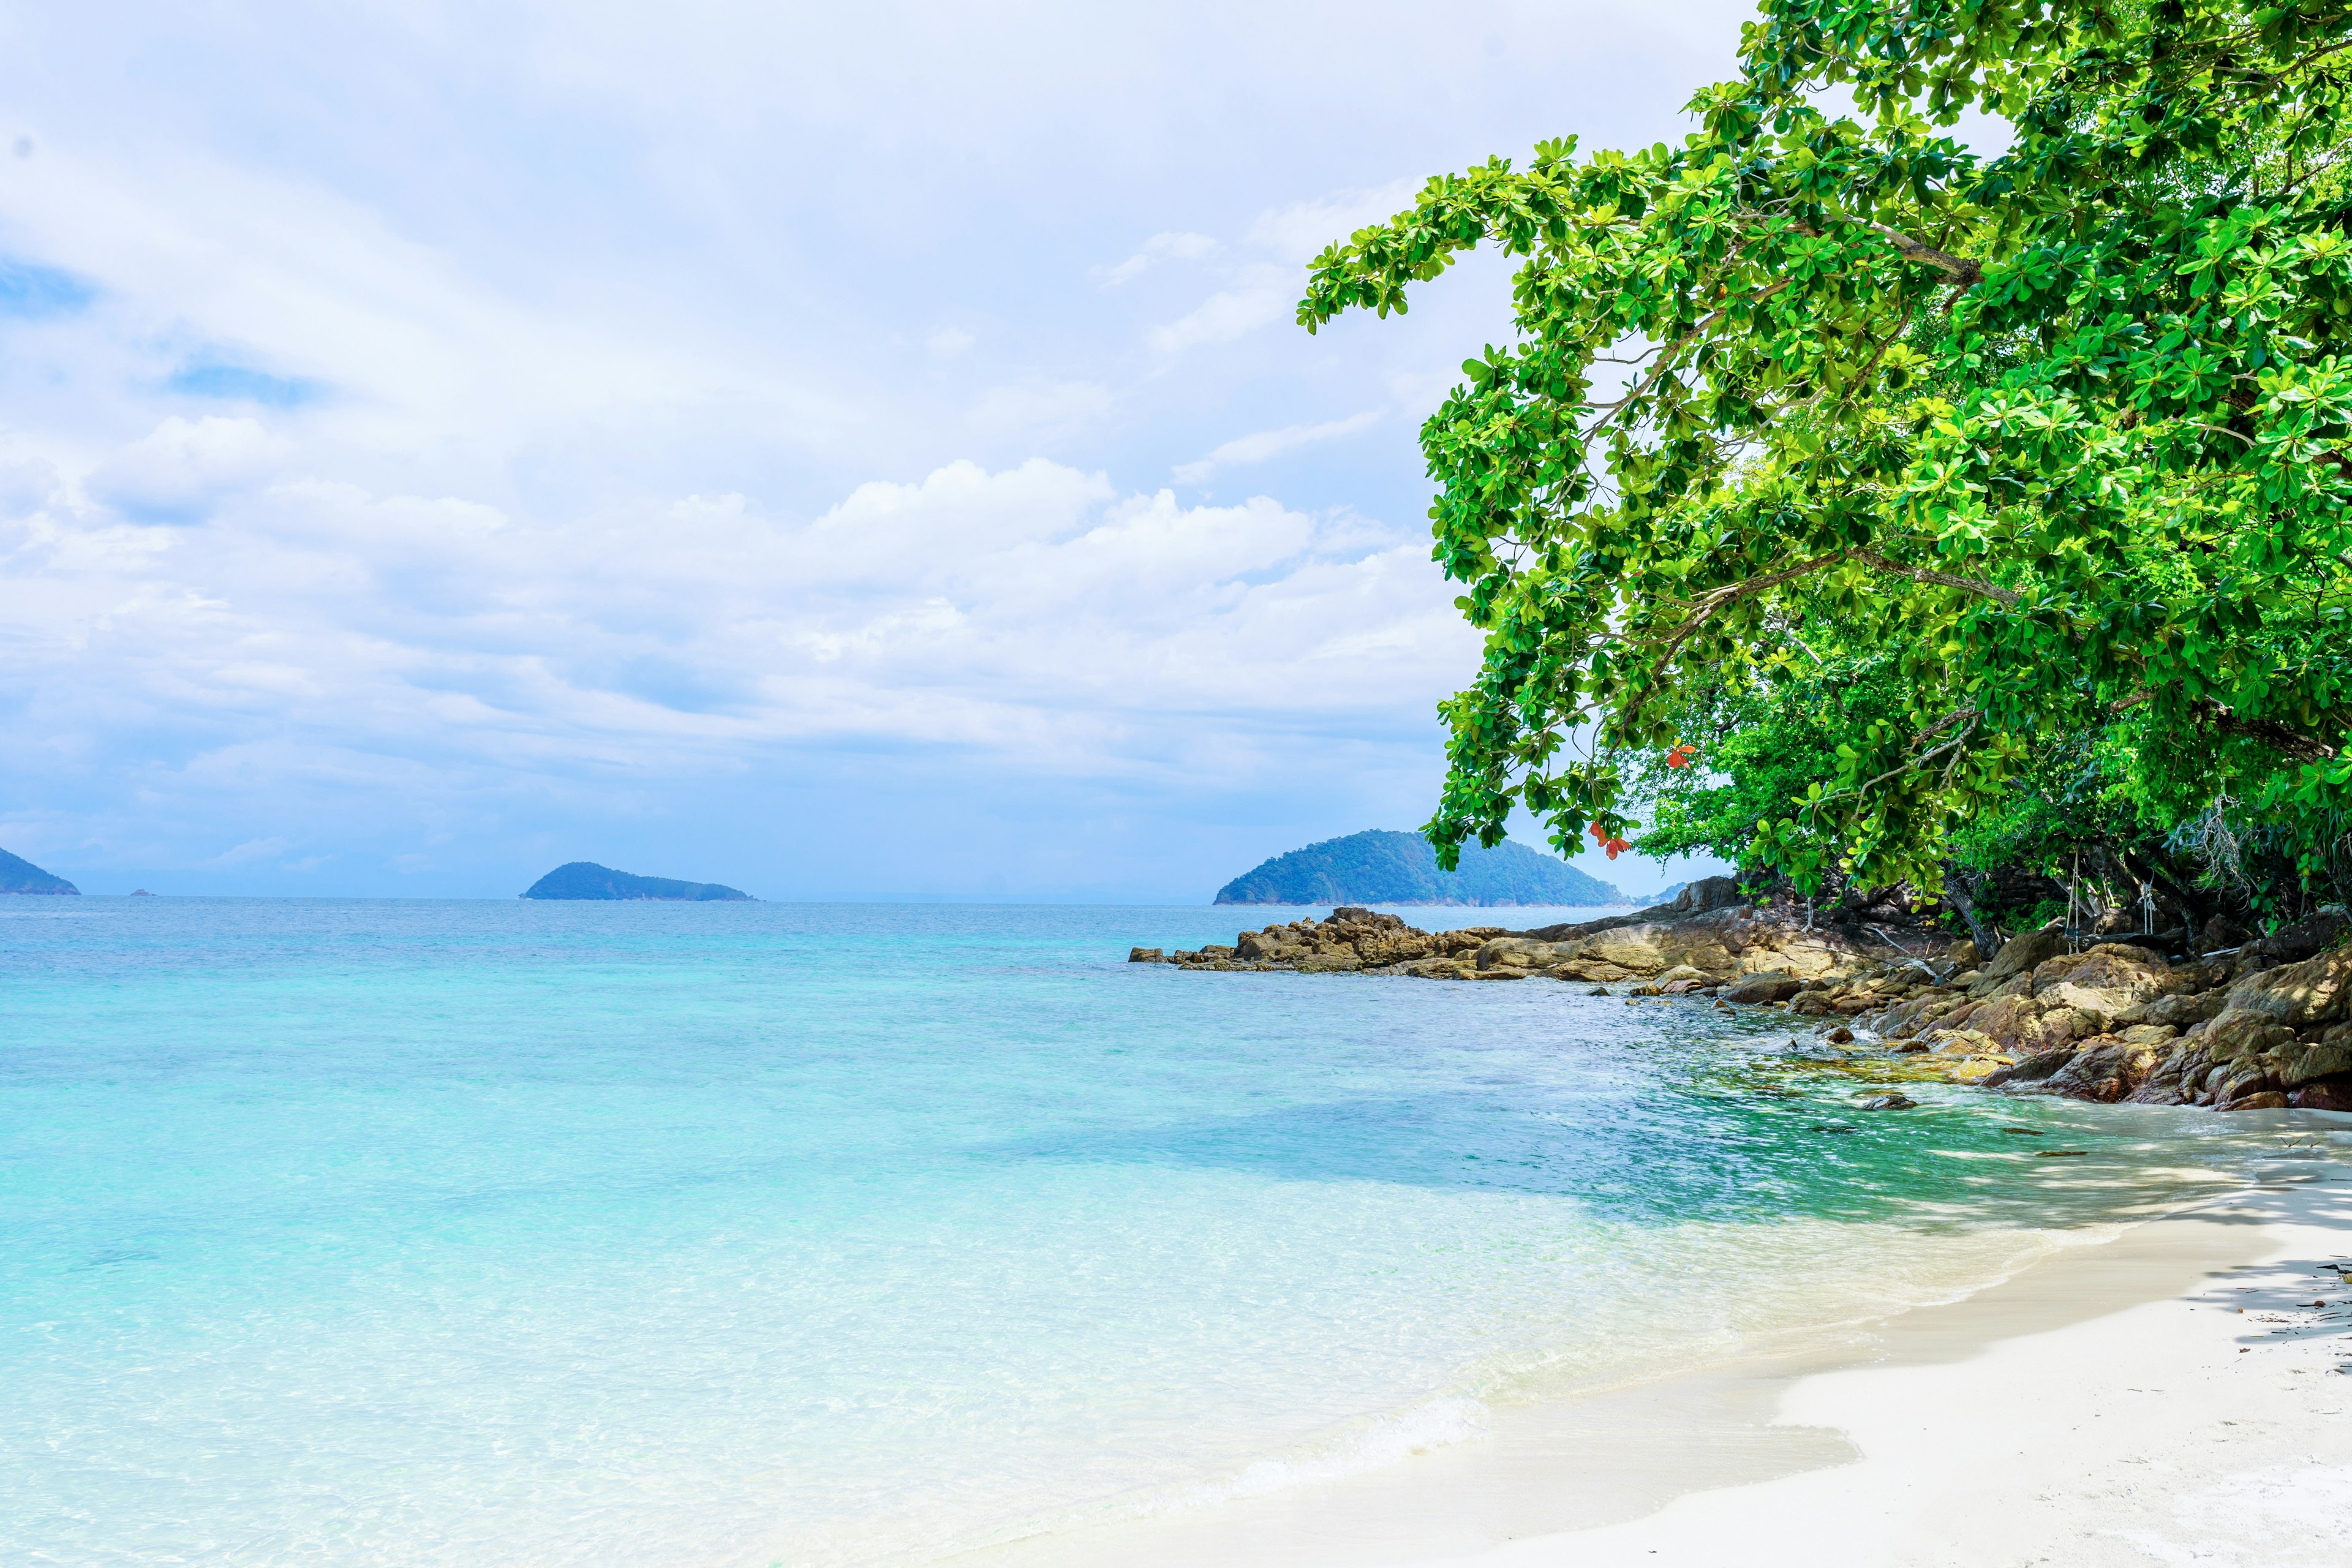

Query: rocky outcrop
left=1833, top=932, right=2352, bottom=1114
left=2220, top=944, right=2352, bottom=1024
left=1137, top=905, right=2352, bottom=1117
left=1146, top=898, right=1901, bottom=985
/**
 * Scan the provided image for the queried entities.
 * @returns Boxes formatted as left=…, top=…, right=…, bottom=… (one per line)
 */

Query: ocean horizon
left=0, top=897, right=2276, bottom=1565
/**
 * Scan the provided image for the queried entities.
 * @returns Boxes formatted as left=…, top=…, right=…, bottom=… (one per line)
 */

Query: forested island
left=521, top=862, right=752, bottom=901
left=1216, top=829, right=1624, bottom=906
left=0, top=846, right=78, bottom=895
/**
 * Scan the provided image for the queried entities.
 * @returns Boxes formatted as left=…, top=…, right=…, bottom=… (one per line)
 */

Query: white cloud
left=1145, top=181, right=1423, bottom=355
left=1173, top=410, right=1382, bottom=482
left=1098, top=230, right=1218, bottom=287
left=0, top=456, right=1472, bottom=794
left=0, top=0, right=1762, bottom=885
left=86, top=416, right=288, bottom=519
left=206, top=835, right=290, bottom=865
left=1245, top=176, right=1423, bottom=262
left=1148, top=264, right=1294, bottom=353
left=967, top=380, right=1114, bottom=440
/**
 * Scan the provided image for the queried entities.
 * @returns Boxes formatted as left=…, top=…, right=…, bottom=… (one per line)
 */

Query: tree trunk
left=1942, top=864, right=2001, bottom=961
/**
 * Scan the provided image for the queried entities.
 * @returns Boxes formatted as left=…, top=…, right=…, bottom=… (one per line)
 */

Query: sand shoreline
left=970, top=1114, right=2352, bottom=1568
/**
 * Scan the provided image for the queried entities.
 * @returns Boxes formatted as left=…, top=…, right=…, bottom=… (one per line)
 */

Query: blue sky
left=0, top=0, right=1751, bottom=900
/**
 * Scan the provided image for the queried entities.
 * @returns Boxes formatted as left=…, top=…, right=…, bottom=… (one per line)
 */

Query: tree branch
left=1648, top=549, right=1853, bottom=661
left=2198, top=703, right=2339, bottom=763
left=1852, top=549, right=2021, bottom=607
left=1867, top=223, right=1983, bottom=287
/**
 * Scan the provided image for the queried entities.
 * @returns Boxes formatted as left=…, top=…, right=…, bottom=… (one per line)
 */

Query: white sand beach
left=982, top=1121, right=2352, bottom=1568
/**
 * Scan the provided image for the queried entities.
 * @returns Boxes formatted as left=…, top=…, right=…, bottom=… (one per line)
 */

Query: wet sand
left=970, top=1120, right=2352, bottom=1568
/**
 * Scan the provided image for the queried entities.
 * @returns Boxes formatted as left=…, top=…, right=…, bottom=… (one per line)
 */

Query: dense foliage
left=1214, top=829, right=1624, bottom=907
left=1302, top=0, right=2352, bottom=911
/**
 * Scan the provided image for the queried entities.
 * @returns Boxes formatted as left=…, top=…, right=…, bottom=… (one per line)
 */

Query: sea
left=0, top=897, right=2302, bottom=1566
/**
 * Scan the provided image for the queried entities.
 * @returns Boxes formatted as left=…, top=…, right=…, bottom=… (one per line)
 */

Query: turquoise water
left=0, top=899, right=2267, bottom=1565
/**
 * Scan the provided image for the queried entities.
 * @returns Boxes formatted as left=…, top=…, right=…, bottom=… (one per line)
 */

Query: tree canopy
left=1302, top=0, right=2352, bottom=910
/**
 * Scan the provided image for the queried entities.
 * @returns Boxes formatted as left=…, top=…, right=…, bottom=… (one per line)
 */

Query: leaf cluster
left=1302, top=0, right=2352, bottom=896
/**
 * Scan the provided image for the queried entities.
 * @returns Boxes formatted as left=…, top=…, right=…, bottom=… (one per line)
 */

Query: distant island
left=521, top=862, right=753, bottom=901
left=0, top=846, right=78, bottom=895
left=1215, top=829, right=1624, bottom=907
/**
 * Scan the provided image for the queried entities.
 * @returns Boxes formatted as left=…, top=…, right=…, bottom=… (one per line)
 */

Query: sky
left=0, top=0, right=1756, bottom=901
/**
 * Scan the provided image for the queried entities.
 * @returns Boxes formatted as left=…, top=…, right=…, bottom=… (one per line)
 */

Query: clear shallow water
left=0, top=899, right=2283, bottom=1566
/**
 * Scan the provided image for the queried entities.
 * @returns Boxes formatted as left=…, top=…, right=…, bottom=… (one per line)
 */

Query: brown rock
left=2201, top=914, right=2251, bottom=951
left=2114, top=989, right=2226, bottom=1028
left=1789, top=992, right=1836, bottom=1016
left=1983, top=926, right=2068, bottom=982
left=2263, top=1041, right=2352, bottom=1090
left=1294, top=951, right=1363, bottom=973
left=1379, top=957, right=1465, bottom=979
left=2245, top=912, right=2351, bottom=967
left=1877, top=994, right=1965, bottom=1039
left=2215, top=1061, right=2274, bottom=1103
left=2290, top=1077, right=2352, bottom=1110
left=2037, top=1038, right=2163, bottom=1102
left=2203, top=1009, right=2299, bottom=1063
left=2038, top=1006, right=2103, bottom=1049
left=1724, top=971, right=1805, bottom=1004
left=1964, top=994, right=2047, bottom=1052
left=1858, top=1093, right=1918, bottom=1110
left=2029, top=943, right=2185, bottom=1020
left=1666, top=875, right=1745, bottom=913
left=1128, top=946, right=1166, bottom=963
left=2125, top=1041, right=2211, bottom=1104
left=2223, top=943, right=2352, bottom=1025
left=1356, top=930, right=1438, bottom=965
left=1967, top=969, right=2038, bottom=1002
left=2220, top=1090, right=2291, bottom=1111
left=1982, top=1047, right=2076, bottom=1088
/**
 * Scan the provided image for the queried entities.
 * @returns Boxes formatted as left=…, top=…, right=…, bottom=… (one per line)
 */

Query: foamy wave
left=1214, top=1396, right=1491, bottom=1502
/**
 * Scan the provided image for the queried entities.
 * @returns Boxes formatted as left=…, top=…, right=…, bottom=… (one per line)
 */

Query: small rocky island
left=521, top=862, right=752, bottom=900
left=1215, top=829, right=1624, bottom=907
left=1134, top=877, right=2352, bottom=1113
left=0, top=846, right=78, bottom=895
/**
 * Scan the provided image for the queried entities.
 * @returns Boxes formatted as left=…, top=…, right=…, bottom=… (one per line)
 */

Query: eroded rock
left=1724, top=971, right=1805, bottom=1004
left=2028, top=943, right=2185, bottom=1021
left=2291, top=1077, right=2352, bottom=1110
left=2222, top=945, right=2352, bottom=1025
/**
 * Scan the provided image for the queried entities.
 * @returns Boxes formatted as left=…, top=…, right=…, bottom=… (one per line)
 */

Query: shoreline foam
left=963, top=1119, right=2352, bottom=1568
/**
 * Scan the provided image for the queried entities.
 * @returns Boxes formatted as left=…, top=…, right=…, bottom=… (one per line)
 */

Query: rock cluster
left=1132, top=885, right=2352, bottom=1115
left=1134, top=880, right=1891, bottom=984
left=1831, top=913, right=2352, bottom=1110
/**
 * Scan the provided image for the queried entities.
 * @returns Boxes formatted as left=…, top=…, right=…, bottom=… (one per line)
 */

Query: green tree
left=1302, top=1, right=2352, bottom=900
